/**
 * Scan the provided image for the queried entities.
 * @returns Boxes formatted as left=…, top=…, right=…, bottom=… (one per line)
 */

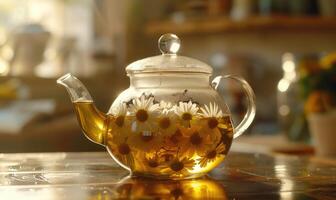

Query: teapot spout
left=57, top=73, right=106, bottom=146
left=57, top=73, right=93, bottom=102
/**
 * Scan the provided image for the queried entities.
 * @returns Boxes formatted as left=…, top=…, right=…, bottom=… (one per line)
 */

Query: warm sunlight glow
left=284, top=71, right=296, bottom=80
left=169, top=42, right=180, bottom=54
left=277, top=79, right=290, bottom=92
left=279, top=105, right=290, bottom=116
left=274, top=160, right=294, bottom=200
left=190, top=155, right=203, bottom=173
left=281, top=53, right=297, bottom=81
left=1, top=45, right=14, bottom=60
left=0, top=31, right=6, bottom=45
left=283, top=60, right=295, bottom=72
left=0, top=60, right=9, bottom=75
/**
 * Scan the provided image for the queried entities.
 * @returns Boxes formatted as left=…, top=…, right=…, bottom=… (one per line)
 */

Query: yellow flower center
left=190, top=132, right=202, bottom=145
left=159, top=117, right=171, bottom=129
left=170, top=160, right=184, bottom=172
left=206, top=150, right=217, bottom=159
left=147, top=159, right=159, bottom=168
left=182, top=112, right=192, bottom=121
left=136, top=109, right=148, bottom=122
left=207, top=117, right=218, bottom=129
left=118, top=143, right=130, bottom=155
left=115, top=116, right=125, bottom=127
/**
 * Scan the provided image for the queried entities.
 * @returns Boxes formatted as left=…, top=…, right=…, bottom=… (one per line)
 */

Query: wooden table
left=0, top=151, right=335, bottom=199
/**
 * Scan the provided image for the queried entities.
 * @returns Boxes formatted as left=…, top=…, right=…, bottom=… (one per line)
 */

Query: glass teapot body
left=58, top=34, right=255, bottom=180
left=105, top=73, right=233, bottom=179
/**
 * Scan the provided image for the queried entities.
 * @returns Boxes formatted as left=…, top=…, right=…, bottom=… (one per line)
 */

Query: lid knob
left=158, top=33, right=180, bottom=55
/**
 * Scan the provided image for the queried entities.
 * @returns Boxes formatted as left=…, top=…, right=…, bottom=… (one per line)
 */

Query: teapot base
left=131, top=171, right=207, bottom=180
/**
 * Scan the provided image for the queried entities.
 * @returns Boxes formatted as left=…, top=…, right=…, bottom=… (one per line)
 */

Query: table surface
left=0, top=151, right=335, bottom=200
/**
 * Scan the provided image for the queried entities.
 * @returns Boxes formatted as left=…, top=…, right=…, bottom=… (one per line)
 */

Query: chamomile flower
left=128, top=130, right=164, bottom=152
left=160, top=153, right=175, bottom=163
left=200, top=102, right=224, bottom=118
left=157, top=108, right=178, bottom=137
left=108, top=104, right=132, bottom=145
left=158, top=115, right=172, bottom=130
left=129, top=95, right=160, bottom=133
left=164, top=128, right=189, bottom=150
left=111, top=102, right=128, bottom=116
left=217, top=116, right=234, bottom=138
left=174, top=101, right=199, bottom=127
left=199, top=102, right=224, bottom=129
left=129, top=95, right=160, bottom=122
left=168, top=157, right=195, bottom=175
left=144, top=155, right=160, bottom=168
left=107, top=137, right=134, bottom=168
left=180, top=126, right=212, bottom=156
left=198, top=124, right=222, bottom=145
left=159, top=100, right=173, bottom=110
left=198, top=143, right=226, bottom=168
left=140, top=153, right=163, bottom=170
left=110, top=103, right=128, bottom=128
left=160, top=102, right=175, bottom=119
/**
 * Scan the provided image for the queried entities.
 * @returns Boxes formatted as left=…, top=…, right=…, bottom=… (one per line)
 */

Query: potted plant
left=299, top=52, right=336, bottom=156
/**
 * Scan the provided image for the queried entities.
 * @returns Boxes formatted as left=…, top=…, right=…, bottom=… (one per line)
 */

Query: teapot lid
left=126, top=33, right=212, bottom=74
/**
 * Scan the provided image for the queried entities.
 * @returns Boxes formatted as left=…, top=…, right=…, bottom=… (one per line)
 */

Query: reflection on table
left=0, top=151, right=335, bottom=199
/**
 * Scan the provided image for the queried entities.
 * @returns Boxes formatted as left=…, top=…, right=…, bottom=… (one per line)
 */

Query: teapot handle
left=212, top=75, right=256, bottom=139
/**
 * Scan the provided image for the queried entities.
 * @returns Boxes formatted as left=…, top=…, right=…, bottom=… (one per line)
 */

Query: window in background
left=0, top=0, right=94, bottom=77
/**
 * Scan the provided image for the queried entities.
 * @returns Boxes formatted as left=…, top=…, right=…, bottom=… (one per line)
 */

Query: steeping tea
left=74, top=97, right=234, bottom=179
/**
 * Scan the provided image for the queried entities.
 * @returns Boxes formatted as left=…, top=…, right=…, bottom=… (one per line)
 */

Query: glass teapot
left=57, top=34, right=256, bottom=179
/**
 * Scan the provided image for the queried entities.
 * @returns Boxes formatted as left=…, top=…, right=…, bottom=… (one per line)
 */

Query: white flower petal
left=174, top=101, right=199, bottom=118
left=200, top=102, right=223, bottom=118
left=129, top=95, right=160, bottom=117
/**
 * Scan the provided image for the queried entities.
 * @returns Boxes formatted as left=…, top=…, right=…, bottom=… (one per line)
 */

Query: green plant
left=299, top=53, right=336, bottom=114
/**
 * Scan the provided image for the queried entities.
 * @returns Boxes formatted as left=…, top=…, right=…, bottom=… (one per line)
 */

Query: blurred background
left=0, top=0, right=335, bottom=153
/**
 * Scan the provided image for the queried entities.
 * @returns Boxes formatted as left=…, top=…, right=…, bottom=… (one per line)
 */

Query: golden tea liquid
left=74, top=101, right=234, bottom=179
